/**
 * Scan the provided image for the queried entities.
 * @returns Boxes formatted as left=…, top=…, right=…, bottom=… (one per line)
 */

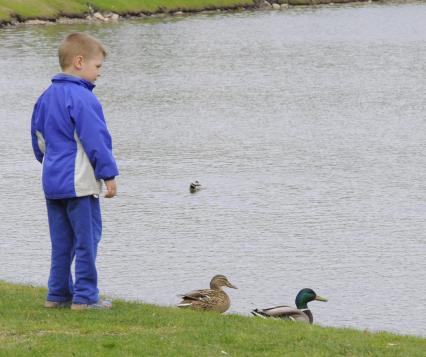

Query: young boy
left=31, top=32, right=119, bottom=310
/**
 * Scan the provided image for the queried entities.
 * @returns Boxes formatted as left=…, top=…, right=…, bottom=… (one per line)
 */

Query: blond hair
left=58, top=32, right=106, bottom=70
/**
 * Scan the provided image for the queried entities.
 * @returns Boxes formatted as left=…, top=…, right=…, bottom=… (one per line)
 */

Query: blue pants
left=46, top=196, right=102, bottom=304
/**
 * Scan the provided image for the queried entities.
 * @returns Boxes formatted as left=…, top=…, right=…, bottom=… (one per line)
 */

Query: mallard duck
left=251, top=288, right=327, bottom=324
left=177, top=275, right=237, bottom=313
left=189, top=180, right=202, bottom=193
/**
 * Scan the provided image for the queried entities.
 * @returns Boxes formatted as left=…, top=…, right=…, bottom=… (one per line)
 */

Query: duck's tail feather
left=251, top=309, right=269, bottom=318
left=177, top=303, right=192, bottom=308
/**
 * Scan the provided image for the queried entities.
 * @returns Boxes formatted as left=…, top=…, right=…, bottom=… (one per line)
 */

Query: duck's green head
left=295, top=288, right=327, bottom=309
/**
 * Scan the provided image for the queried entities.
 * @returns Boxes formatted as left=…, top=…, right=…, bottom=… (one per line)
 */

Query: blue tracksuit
left=31, top=74, right=119, bottom=304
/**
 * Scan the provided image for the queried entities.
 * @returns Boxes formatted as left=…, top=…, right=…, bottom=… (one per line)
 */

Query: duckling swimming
left=189, top=180, right=202, bottom=193
left=177, top=275, right=237, bottom=313
left=251, top=288, right=327, bottom=324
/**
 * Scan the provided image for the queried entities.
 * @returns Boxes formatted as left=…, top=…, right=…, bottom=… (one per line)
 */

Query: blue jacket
left=31, top=74, right=119, bottom=199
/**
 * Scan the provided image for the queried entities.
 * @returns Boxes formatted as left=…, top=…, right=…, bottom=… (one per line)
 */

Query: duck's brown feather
left=178, top=289, right=230, bottom=313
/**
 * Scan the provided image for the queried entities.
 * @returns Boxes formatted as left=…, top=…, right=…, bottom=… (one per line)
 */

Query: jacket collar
left=52, top=74, right=96, bottom=91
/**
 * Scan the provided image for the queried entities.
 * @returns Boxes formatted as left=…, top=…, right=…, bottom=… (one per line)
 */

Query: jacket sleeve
left=69, top=92, right=119, bottom=180
left=31, top=102, right=45, bottom=164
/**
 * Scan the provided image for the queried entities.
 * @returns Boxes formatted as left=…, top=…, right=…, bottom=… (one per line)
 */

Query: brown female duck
left=177, top=275, right=237, bottom=313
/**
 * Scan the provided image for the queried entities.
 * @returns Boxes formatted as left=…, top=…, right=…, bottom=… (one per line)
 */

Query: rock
left=280, top=3, right=289, bottom=8
left=93, top=12, right=107, bottom=22
left=57, top=17, right=82, bottom=24
left=272, top=3, right=281, bottom=9
left=173, top=11, right=184, bottom=16
left=261, top=1, right=272, bottom=8
left=111, top=13, right=119, bottom=21
left=25, top=19, right=48, bottom=25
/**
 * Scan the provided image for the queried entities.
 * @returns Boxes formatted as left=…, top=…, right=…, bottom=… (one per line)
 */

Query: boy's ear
left=73, top=55, right=84, bottom=70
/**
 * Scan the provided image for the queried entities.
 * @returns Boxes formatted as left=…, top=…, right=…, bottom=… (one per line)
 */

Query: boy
left=31, top=32, right=119, bottom=310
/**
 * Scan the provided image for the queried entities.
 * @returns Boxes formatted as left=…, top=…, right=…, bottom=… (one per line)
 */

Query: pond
left=0, top=0, right=425, bottom=337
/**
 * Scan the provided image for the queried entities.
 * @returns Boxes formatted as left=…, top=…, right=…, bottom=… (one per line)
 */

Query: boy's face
left=72, top=52, right=104, bottom=83
left=67, top=52, right=104, bottom=83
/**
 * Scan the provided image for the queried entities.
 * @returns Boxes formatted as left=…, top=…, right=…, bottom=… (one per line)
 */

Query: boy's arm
left=31, top=102, right=45, bottom=163
left=70, top=93, right=119, bottom=181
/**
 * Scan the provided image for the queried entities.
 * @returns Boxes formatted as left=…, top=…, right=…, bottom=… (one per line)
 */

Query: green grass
left=0, top=0, right=87, bottom=21
left=83, top=0, right=253, bottom=13
left=0, top=0, right=255, bottom=23
left=0, top=281, right=425, bottom=356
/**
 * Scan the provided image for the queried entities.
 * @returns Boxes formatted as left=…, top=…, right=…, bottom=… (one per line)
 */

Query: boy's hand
left=104, top=179, right=117, bottom=198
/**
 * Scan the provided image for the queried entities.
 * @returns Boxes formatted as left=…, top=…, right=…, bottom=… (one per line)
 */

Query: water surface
left=0, top=1, right=425, bottom=337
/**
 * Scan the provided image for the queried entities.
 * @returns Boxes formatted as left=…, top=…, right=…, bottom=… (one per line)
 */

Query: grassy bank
left=0, top=0, right=380, bottom=25
left=0, top=0, right=255, bottom=24
left=0, top=281, right=425, bottom=356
